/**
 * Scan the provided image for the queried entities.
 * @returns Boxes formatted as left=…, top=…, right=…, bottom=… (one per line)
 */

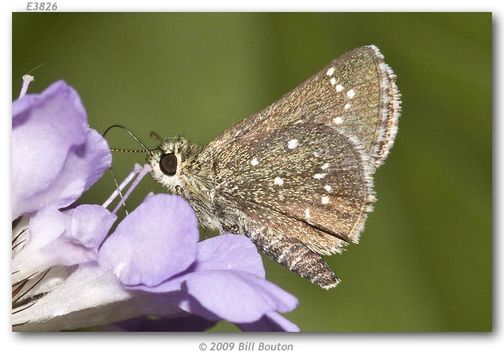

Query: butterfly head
left=146, top=136, right=202, bottom=192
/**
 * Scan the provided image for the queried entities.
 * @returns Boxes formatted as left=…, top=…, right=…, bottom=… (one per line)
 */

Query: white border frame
left=1, top=1, right=500, bottom=359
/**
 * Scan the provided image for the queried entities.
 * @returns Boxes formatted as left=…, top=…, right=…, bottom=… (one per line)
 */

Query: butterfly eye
left=160, top=153, right=178, bottom=176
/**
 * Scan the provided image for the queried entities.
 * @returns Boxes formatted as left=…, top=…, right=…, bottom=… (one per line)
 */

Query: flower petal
left=12, top=208, right=67, bottom=283
left=42, top=129, right=112, bottom=211
left=12, top=265, right=184, bottom=331
left=68, top=204, right=116, bottom=250
left=12, top=205, right=116, bottom=283
left=12, top=81, right=111, bottom=219
left=181, top=270, right=298, bottom=323
left=238, top=311, right=300, bottom=332
left=99, top=194, right=199, bottom=287
left=194, top=234, right=265, bottom=277
left=127, top=234, right=265, bottom=293
left=27, top=207, right=67, bottom=248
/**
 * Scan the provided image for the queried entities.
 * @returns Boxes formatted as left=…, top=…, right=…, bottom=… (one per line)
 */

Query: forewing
left=205, top=45, right=401, bottom=169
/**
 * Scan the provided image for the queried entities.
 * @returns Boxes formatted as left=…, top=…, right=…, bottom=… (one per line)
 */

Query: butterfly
left=146, top=45, right=401, bottom=289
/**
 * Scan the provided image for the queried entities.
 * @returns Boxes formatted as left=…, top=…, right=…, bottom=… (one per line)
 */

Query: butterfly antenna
left=27, top=62, right=47, bottom=75
left=102, top=124, right=153, bottom=154
left=110, top=147, right=153, bottom=153
left=102, top=124, right=152, bottom=215
left=107, top=166, right=129, bottom=215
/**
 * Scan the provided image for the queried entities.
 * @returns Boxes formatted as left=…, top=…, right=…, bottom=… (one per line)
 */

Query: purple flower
left=98, top=194, right=299, bottom=331
left=11, top=79, right=114, bottom=285
left=13, top=194, right=299, bottom=332
left=12, top=80, right=111, bottom=219
left=11, top=79, right=299, bottom=332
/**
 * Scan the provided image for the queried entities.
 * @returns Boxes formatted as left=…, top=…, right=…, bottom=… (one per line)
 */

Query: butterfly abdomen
left=251, top=229, right=341, bottom=289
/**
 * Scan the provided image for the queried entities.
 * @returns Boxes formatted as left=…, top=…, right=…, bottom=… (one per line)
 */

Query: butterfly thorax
left=146, top=137, right=235, bottom=232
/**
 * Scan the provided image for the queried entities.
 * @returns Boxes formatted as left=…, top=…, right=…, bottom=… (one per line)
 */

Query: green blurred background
left=12, top=13, right=492, bottom=332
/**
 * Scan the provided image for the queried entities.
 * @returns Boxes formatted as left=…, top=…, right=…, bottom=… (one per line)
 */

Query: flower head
left=11, top=79, right=299, bottom=332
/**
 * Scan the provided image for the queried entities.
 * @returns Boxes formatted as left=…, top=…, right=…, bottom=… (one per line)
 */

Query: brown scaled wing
left=200, top=46, right=400, bottom=289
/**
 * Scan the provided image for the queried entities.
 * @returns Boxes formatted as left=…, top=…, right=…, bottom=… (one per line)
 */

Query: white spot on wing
left=321, top=195, right=330, bottom=205
left=250, top=157, right=259, bottom=166
left=329, top=77, right=337, bottom=86
left=314, top=173, right=327, bottom=180
left=321, top=163, right=330, bottom=170
left=324, top=185, right=332, bottom=193
left=313, top=151, right=320, bottom=157
left=326, top=67, right=335, bottom=76
left=344, top=103, right=351, bottom=110
left=305, top=208, right=311, bottom=221
left=347, top=89, right=356, bottom=99
left=287, top=139, right=299, bottom=149
left=333, top=116, right=343, bottom=125
left=336, top=84, right=344, bottom=92
left=274, top=176, right=284, bottom=186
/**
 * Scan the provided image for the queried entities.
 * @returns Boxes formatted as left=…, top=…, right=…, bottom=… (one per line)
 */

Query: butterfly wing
left=208, top=123, right=374, bottom=289
left=205, top=45, right=401, bottom=169
left=200, top=45, right=401, bottom=288
left=214, top=123, right=375, bottom=251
